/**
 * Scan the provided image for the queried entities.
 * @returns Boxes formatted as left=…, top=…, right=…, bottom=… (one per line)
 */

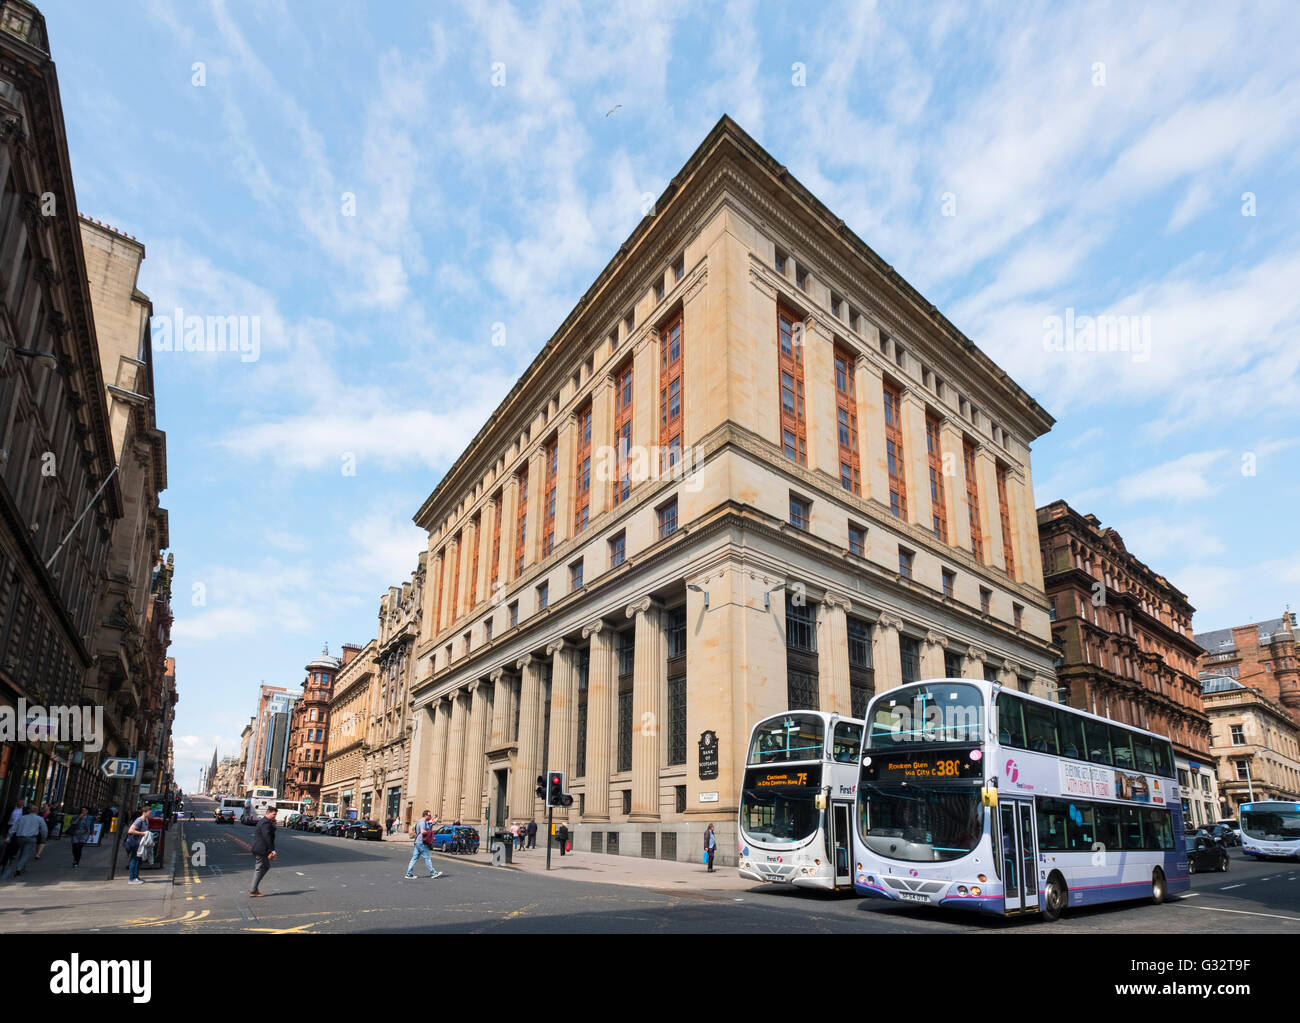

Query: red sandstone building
left=1037, top=501, right=1219, bottom=826
left=284, top=646, right=346, bottom=807
left=1195, top=612, right=1300, bottom=727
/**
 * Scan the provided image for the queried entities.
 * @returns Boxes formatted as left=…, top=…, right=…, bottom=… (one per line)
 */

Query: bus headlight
left=977, top=874, right=987, bottom=883
left=971, top=886, right=982, bottom=896
left=957, top=886, right=968, bottom=896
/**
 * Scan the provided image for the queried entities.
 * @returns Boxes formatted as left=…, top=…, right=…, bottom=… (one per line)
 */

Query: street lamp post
left=0, top=341, right=59, bottom=373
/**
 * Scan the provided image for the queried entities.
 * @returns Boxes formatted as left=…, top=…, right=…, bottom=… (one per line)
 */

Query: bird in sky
left=606, top=104, right=622, bottom=117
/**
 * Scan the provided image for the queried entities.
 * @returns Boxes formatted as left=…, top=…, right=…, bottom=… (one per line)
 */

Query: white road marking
left=1182, top=904, right=1300, bottom=924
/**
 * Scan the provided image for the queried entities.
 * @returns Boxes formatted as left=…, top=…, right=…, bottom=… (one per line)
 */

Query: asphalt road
left=109, top=795, right=1300, bottom=934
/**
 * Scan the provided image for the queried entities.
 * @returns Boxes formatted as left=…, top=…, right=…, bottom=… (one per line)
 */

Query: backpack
left=420, top=823, right=434, bottom=847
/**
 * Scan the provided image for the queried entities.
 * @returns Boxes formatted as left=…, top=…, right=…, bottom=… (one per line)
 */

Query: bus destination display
left=746, top=765, right=822, bottom=789
left=862, top=750, right=982, bottom=781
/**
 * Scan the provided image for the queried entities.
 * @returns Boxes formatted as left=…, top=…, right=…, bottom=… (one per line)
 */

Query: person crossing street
left=405, top=809, right=443, bottom=879
left=248, top=806, right=278, bottom=897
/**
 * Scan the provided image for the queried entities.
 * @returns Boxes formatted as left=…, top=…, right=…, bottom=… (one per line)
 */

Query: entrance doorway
left=831, top=801, right=853, bottom=888
left=998, top=798, right=1039, bottom=913
left=494, top=770, right=508, bottom=826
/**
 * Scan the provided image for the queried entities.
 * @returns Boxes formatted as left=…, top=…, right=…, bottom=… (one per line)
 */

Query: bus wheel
left=1151, top=868, right=1167, bottom=905
left=1042, top=873, right=1066, bottom=922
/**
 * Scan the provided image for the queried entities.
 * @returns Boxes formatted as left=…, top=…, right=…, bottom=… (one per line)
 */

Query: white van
left=218, top=797, right=244, bottom=823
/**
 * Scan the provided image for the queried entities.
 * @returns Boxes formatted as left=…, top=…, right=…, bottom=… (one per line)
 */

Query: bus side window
left=1119, top=806, right=1143, bottom=850
left=1132, top=734, right=1155, bottom=774
left=1084, top=720, right=1112, bottom=766
left=1024, top=703, right=1059, bottom=755
left=1142, top=809, right=1171, bottom=851
left=1109, top=726, right=1134, bottom=770
left=1036, top=799, right=1066, bottom=852
left=1153, top=741, right=1173, bottom=778
left=1056, top=709, right=1085, bottom=761
left=997, top=694, right=1026, bottom=748
left=1068, top=803, right=1096, bottom=851
left=1096, top=803, right=1121, bottom=850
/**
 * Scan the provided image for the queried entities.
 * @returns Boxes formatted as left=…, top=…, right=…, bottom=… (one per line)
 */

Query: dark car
left=292, top=816, right=314, bottom=831
left=430, top=824, right=480, bottom=853
left=326, top=818, right=351, bottom=836
left=1187, top=832, right=1230, bottom=874
left=1209, top=823, right=1241, bottom=847
left=345, top=820, right=384, bottom=841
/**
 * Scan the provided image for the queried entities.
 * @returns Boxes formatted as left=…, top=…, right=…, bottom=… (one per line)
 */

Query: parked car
left=430, top=824, right=480, bottom=853
left=294, top=816, right=316, bottom=831
left=325, top=818, right=351, bottom=836
left=1213, top=820, right=1242, bottom=846
left=215, top=807, right=236, bottom=824
left=345, top=820, right=384, bottom=841
left=1187, top=832, right=1230, bottom=873
left=311, top=817, right=333, bottom=834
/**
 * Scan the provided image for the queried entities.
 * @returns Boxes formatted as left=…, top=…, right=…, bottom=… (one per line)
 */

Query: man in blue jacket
left=249, top=806, right=278, bottom=896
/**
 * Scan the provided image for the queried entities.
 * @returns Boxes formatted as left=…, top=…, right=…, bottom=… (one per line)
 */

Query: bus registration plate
left=896, top=892, right=929, bottom=904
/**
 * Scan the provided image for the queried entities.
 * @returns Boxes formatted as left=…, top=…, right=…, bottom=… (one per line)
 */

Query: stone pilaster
left=626, top=596, right=664, bottom=821
left=546, top=639, right=576, bottom=820
left=556, top=415, right=576, bottom=545
left=582, top=619, right=613, bottom=821
left=962, top=645, right=987, bottom=682
left=441, top=689, right=467, bottom=821
left=874, top=614, right=904, bottom=692
left=855, top=353, right=888, bottom=507
left=921, top=630, right=949, bottom=680
left=938, top=418, right=971, bottom=553
left=427, top=696, right=450, bottom=815
left=975, top=446, right=1005, bottom=572
left=488, top=668, right=510, bottom=751
left=816, top=593, right=852, bottom=714
left=509, top=654, right=545, bottom=824
left=461, top=680, right=488, bottom=824
left=900, top=388, right=931, bottom=532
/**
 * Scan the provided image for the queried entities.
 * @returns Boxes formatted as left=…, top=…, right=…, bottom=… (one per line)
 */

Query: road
left=100, top=795, right=1300, bottom=934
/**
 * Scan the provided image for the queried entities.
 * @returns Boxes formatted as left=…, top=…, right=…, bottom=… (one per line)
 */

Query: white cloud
left=1112, top=449, right=1229, bottom=503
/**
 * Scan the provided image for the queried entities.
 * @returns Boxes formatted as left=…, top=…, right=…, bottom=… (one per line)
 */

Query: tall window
left=617, top=632, right=633, bottom=773
left=996, top=462, right=1016, bottom=580
left=666, top=605, right=688, bottom=658
left=785, top=594, right=816, bottom=653
left=834, top=345, right=860, bottom=493
left=847, top=615, right=874, bottom=716
left=447, top=533, right=461, bottom=626
left=659, top=314, right=684, bottom=468
left=658, top=498, right=678, bottom=539
left=667, top=674, right=687, bottom=765
left=925, top=413, right=947, bottom=542
left=900, top=635, right=920, bottom=684
left=467, top=514, right=480, bottom=607
left=489, top=491, right=502, bottom=593
left=514, top=469, right=528, bottom=577
left=963, top=439, right=983, bottom=562
left=574, top=403, right=592, bottom=533
left=778, top=307, right=807, bottom=465
left=433, top=548, right=445, bottom=633
left=883, top=381, right=907, bottom=519
left=575, top=649, right=589, bottom=777
left=543, top=438, right=559, bottom=557
left=613, top=362, right=633, bottom=505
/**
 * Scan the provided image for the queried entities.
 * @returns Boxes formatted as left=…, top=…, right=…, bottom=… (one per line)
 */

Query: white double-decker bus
left=854, top=678, right=1189, bottom=920
left=1239, top=801, right=1300, bottom=861
left=242, top=786, right=277, bottom=822
left=738, top=710, right=864, bottom=890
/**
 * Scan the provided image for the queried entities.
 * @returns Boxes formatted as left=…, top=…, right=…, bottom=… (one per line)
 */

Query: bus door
left=999, top=799, right=1039, bottom=914
left=830, top=801, right=853, bottom=888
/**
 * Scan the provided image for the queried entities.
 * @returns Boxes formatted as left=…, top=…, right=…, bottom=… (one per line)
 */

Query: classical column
left=631, top=328, right=659, bottom=486
left=427, top=696, right=450, bottom=814
left=582, top=619, right=614, bottom=822
left=546, top=640, right=576, bottom=820
left=488, top=669, right=509, bottom=751
left=900, top=388, right=932, bottom=531
left=998, top=661, right=1023, bottom=694
left=855, top=352, right=888, bottom=507
left=460, top=680, right=488, bottom=824
left=555, top=414, right=576, bottom=545
left=874, top=615, right=904, bottom=692
left=626, top=597, right=664, bottom=821
left=589, top=373, right=613, bottom=519
left=509, top=654, right=545, bottom=823
left=441, top=689, right=468, bottom=821
left=974, top=446, right=1005, bottom=572
left=802, top=316, right=838, bottom=476
left=961, top=645, right=987, bottom=682
left=816, top=594, right=852, bottom=715
left=499, top=478, right=519, bottom=587
left=938, top=418, right=971, bottom=553
left=921, top=630, right=948, bottom=680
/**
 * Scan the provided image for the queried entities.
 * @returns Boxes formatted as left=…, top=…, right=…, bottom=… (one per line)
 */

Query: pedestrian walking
left=69, top=807, right=93, bottom=867
left=526, top=819, right=537, bottom=849
left=0, top=805, right=47, bottom=879
left=556, top=823, right=569, bottom=857
left=1, top=798, right=24, bottom=871
left=249, top=806, right=278, bottom=897
left=704, top=823, right=717, bottom=872
left=405, top=809, right=442, bottom=879
left=509, top=821, right=519, bottom=851
left=387, top=816, right=395, bottom=835
left=123, top=807, right=152, bottom=884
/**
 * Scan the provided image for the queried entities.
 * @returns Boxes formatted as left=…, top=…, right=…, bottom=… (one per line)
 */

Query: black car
left=345, top=820, right=384, bottom=841
left=326, top=818, right=351, bottom=836
left=1208, top=823, right=1241, bottom=847
left=1187, top=832, right=1229, bottom=874
left=292, top=815, right=315, bottom=831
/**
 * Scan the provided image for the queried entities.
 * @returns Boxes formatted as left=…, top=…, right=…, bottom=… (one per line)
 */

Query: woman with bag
left=124, top=807, right=152, bottom=884
left=69, top=807, right=94, bottom=867
left=704, top=823, right=717, bottom=872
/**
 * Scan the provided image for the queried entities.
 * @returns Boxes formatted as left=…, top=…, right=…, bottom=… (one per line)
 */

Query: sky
left=39, top=0, right=1300, bottom=793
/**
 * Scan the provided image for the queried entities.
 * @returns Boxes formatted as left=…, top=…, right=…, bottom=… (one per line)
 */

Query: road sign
left=100, top=757, right=138, bottom=779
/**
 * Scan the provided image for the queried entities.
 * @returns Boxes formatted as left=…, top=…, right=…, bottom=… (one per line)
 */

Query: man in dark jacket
left=526, top=819, right=537, bottom=849
left=249, top=806, right=278, bottom=896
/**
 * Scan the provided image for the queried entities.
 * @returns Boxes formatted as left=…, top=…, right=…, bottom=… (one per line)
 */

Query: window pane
left=997, top=694, right=1026, bottom=748
left=1109, top=726, right=1134, bottom=770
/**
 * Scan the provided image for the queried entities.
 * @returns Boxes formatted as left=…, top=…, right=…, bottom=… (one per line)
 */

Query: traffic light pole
left=546, top=804, right=553, bottom=870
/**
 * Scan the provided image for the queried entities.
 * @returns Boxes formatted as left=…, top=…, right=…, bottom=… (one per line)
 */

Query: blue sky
left=41, top=0, right=1300, bottom=791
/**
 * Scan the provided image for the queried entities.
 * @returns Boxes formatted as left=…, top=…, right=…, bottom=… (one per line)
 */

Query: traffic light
left=547, top=772, right=573, bottom=808
left=535, top=775, right=546, bottom=800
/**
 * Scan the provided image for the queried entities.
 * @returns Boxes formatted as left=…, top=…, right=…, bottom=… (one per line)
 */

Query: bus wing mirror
left=981, top=787, right=999, bottom=808
left=814, top=793, right=828, bottom=811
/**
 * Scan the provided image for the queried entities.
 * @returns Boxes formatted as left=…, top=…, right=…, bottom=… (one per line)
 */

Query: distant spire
left=323, top=642, right=330, bottom=656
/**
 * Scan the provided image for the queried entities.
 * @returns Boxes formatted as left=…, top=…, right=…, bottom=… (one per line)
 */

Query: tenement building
left=367, top=556, right=424, bottom=827
left=1037, top=501, right=1219, bottom=826
left=1196, top=612, right=1300, bottom=729
left=1201, top=675, right=1300, bottom=814
left=321, top=641, right=374, bottom=818
left=407, top=117, right=1058, bottom=863
left=284, top=646, right=341, bottom=805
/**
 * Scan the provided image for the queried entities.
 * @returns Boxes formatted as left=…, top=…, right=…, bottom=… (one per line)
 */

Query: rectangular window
left=925, top=413, right=947, bottom=542
left=1048, top=597, right=1056, bottom=622
left=848, top=523, right=866, bottom=557
left=467, top=514, right=481, bottom=608
left=508, top=601, right=519, bottom=628
left=963, top=439, right=983, bottom=562
left=980, top=586, right=992, bottom=615
left=668, top=675, right=687, bottom=765
left=941, top=568, right=955, bottom=598
left=654, top=277, right=665, bottom=302
left=778, top=306, right=807, bottom=465
left=847, top=617, right=873, bottom=669
left=789, top=494, right=810, bottom=531
left=666, top=605, right=687, bottom=658
left=570, top=559, right=583, bottom=591
left=1230, top=724, right=1245, bottom=745
left=787, top=668, right=818, bottom=710
left=899, top=635, right=920, bottom=684
left=613, top=362, right=633, bottom=505
left=576, top=650, right=589, bottom=777
left=785, top=594, right=816, bottom=652
left=996, top=462, right=1016, bottom=580
left=543, top=437, right=559, bottom=557
left=898, top=547, right=914, bottom=579
left=659, top=314, right=684, bottom=463
left=514, top=469, right=528, bottom=576
left=774, top=247, right=787, bottom=275
left=1013, top=603, right=1023, bottom=629
left=617, top=630, right=635, bottom=678
left=484, top=618, right=494, bottom=642
left=672, top=253, right=685, bottom=282
left=574, top=402, right=592, bottom=534
left=883, top=381, right=907, bottom=519
left=536, top=581, right=549, bottom=612
left=658, top=498, right=678, bottom=539
left=795, top=266, right=808, bottom=291
left=944, top=650, right=963, bottom=678
left=834, top=345, right=860, bottom=494
left=618, top=687, right=633, bottom=773
left=1235, top=760, right=1248, bottom=780
left=609, top=531, right=626, bottom=568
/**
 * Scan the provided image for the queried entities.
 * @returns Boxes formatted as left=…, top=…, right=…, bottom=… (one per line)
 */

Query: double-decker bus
left=1239, top=801, right=1300, bottom=861
left=854, top=678, right=1188, bottom=921
left=242, top=786, right=277, bottom=822
left=738, top=710, right=864, bottom=890
left=274, top=799, right=304, bottom=824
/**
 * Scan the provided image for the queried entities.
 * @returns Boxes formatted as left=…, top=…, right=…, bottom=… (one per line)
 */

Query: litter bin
left=493, top=831, right=514, bottom=865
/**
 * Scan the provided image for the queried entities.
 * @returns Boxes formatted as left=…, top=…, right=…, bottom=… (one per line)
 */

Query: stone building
left=405, top=117, right=1057, bottom=864
left=284, top=647, right=341, bottom=805
left=1195, top=612, right=1300, bottom=729
left=320, top=641, right=373, bottom=818
left=368, top=556, right=423, bottom=827
left=1037, top=501, right=1219, bottom=825
left=1201, top=675, right=1300, bottom=814
left=248, top=684, right=292, bottom=789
